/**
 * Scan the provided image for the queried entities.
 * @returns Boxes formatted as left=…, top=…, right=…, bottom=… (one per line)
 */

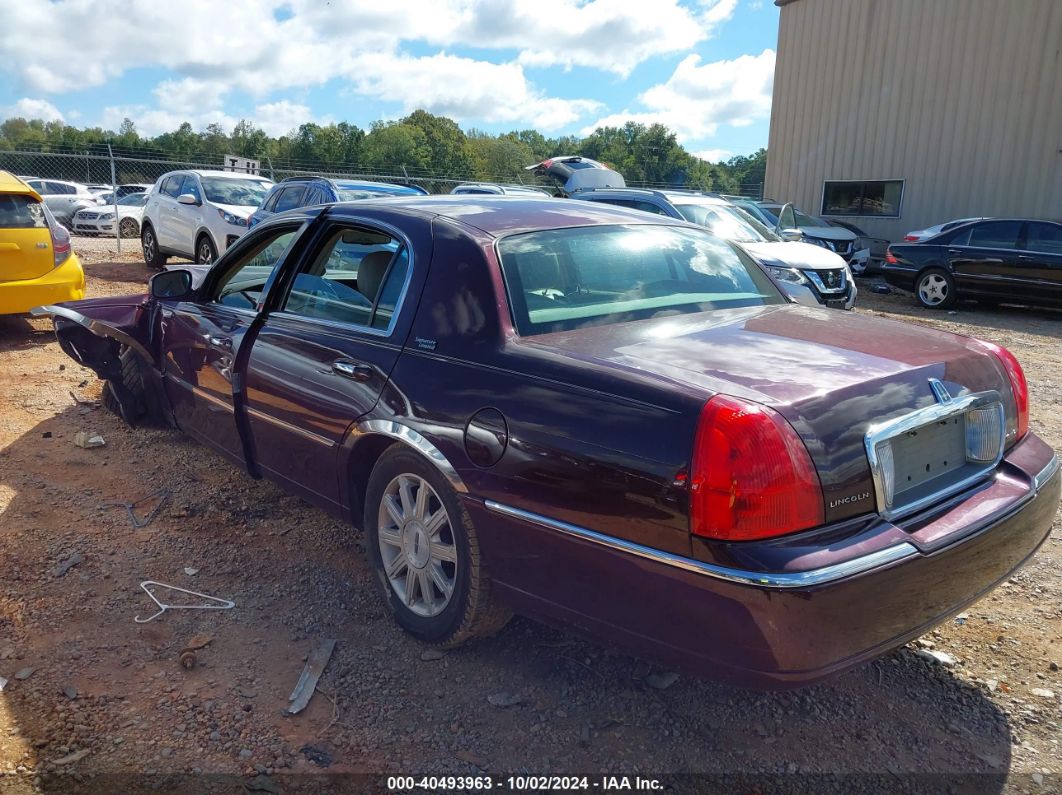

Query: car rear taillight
left=541, top=159, right=553, bottom=169
left=689, top=395, right=824, bottom=541
left=972, top=339, right=1029, bottom=443
left=45, top=209, right=72, bottom=267
left=885, top=248, right=899, bottom=264
left=903, top=234, right=919, bottom=241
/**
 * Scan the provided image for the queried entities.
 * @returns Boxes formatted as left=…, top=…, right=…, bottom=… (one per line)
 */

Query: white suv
left=140, top=170, right=273, bottom=266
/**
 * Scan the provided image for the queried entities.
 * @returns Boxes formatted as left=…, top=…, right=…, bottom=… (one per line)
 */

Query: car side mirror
left=150, top=269, right=194, bottom=300
left=177, top=193, right=199, bottom=206
left=775, top=203, right=798, bottom=234
left=779, top=227, right=803, bottom=242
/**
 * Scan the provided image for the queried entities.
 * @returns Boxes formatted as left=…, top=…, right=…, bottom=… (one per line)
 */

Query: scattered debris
left=286, top=639, right=337, bottom=715
left=134, top=581, right=235, bottom=624
left=101, top=488, right=170, bottom=529
left=14, top=667, right=35, bottom=680
left=985, top=679, right=999, bottom=692
left=61, top=684, right=78, bottom=700
left=869, top=284, right=891, bottom=295
left=73, top=430, right=106, bottom=448
left=184, top=567, right=200, bottom=576
left=52, top=749, right=90, bottom=766
left=954, top=612, right=969, bottom=625
left=244, top=775, right=280, bottom=794
left=645, top=670, right=680, bottom=690
left=300, top=743, right=333, bottom=767
left=420, top=649, right=446, bottom=662
left=0, top=676, right=6, bottom=692
left=179, top=633, right=215, bottom=669
left=41, top=431, right=53, bottom=439
left=53, top=551, right=84, bottom=578
left=915, top=649, right=956, bottom=667
left=1030, top=688, right=1055, bottom=699
left=68, top=390, right=99, bottom=407
left=487, top=692, right=524, bottom=708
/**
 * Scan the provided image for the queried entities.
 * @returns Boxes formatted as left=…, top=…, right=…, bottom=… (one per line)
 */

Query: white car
left=140, top=169, right=273, bottom=266
left=903, top=217, right=988, bottom=242
left=22, top=178, right=102, bottom=227
left=71, top=192, right=150, bottom=237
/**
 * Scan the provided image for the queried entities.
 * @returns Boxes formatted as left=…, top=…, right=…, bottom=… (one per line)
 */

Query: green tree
left=401, top=110, right=474, bottom=176
left=360, top=122, right=431, bottom=173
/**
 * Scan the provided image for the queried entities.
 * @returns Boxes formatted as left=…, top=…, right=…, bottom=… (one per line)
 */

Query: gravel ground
left=0, top=257, right=1059, bottom=793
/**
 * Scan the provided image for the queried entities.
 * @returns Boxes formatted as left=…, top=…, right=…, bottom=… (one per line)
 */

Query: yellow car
left=0, top=170, right=85, bottom=314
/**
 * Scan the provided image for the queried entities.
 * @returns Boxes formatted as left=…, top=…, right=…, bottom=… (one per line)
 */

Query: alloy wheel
left=918, top=273, right=949, bottom=306
left=143, top=229, right=156, bottom=260
left=119, top=218, right=138, bottom=238
left=197, top=238, right=215, bottom=264
left=377, top=473, right=458, bottom=618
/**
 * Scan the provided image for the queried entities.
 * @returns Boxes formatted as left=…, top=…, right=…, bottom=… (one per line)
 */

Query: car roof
left=327, top=195, right=689, bottom=238
left=169, top=169, right=272, bottom=180
left=0, top=170, right=41, bottom=198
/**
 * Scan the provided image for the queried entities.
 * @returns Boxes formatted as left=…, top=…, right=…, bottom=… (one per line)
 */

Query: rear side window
left=44, top=182, right=75, bottom=195
left=282, top=226, right=406, bottom=330
left=498, top=224, right=783, bottom=335
left=0, top=194, right=47, bottom=229
left=960, top=221, right=1022, bottom=249
left=1025, top=223, right=1062, bottom=255
left=161, top=176, right=183, bottom=198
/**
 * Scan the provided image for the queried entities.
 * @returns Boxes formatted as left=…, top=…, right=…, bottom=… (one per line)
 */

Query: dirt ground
left=0, top=244, right=1059, bottom=793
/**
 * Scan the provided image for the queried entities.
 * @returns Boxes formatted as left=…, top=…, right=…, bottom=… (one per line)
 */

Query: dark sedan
left=34, top=198, right=1059, bottom=687
left=883, top=218, right=1062, bottom=309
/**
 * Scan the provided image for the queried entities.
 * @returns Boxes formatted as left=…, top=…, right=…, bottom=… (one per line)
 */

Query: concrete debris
left=915, top=649, right=956, bottom=667
left=73, top=430, right=106, bottom=448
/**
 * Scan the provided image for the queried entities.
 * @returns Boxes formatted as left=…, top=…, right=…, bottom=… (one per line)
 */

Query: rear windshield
left=497, top=224, right=783, bottom=335
left=201, top=177, right=271, bottom=206
left=0, top=193, right=47, bottom=229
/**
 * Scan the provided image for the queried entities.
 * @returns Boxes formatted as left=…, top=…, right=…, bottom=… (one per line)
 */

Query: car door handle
left=208, top=335, right=233, bottom=350
left=947, top=248, right=963, bottom=255
left=1017, top=255, right=1036, bottom=261
left=331, top=360, right=373, bottom=381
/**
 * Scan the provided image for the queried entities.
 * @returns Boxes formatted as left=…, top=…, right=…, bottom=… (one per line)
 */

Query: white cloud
left=3, top=97, right=64, bottom=123
left=100, top=105, right=239, bottom=138
left=693, top=148, right=734, bottom=162
left=0, top=0, right=734, bottom=137
left=347, top=52, right=602, bottom=130
left=582, top=49, right=775, bottom=142
left=253, top=101, right=331, bottom=137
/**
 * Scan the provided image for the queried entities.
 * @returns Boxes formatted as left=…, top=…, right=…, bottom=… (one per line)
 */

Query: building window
left=821, top=180, right=904, bottom=217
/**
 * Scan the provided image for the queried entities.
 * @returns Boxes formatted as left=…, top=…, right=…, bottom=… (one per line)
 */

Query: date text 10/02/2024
left=387, top=776, right=664, bottom=791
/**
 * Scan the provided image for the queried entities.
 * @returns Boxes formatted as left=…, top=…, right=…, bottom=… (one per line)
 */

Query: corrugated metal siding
left=765, top=0, right=1062, bottom=242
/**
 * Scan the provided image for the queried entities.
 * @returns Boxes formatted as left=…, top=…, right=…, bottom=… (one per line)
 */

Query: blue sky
left=0, top=0, right=779, bottom=161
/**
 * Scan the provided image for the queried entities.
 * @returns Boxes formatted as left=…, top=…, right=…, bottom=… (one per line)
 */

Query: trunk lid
left=525, top=304, right=1012, bottom=523
left=0, top=191, right=56, bottom=282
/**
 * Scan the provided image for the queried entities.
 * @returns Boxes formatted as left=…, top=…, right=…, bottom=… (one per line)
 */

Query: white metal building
left=764, top=0, right=1062, bottom=242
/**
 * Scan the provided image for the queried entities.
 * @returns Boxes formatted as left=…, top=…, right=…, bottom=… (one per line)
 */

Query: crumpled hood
left=741, top=241, right=848, bottom=271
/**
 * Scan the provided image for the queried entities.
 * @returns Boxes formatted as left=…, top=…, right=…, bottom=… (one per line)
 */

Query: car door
left=242, top=216, right=425, bottom=510
left=1020, top=222, right=1062, bottom=302
left=158, top=222, right=303, bottom=466
left=170, top=174, right=203, bottom=255
left=153, top=175, right=185, bottom=250
left=944, top=220, right=1023, bottom=295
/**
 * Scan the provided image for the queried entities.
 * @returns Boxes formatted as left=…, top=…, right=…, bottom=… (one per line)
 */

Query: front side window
left=273, top=186, right=306, bottom=213
left=118, top=193, right=149, bottom=207
left=498, top=224, right=783, bottom=336
left=211, top=227, right=299, bottom=310
left=200, top=177, right=271, bottom=206
left=178, top=174, right=202, bottom=203
left=822, top=180, right=904, bottom=217
left=282, top=226, right=409, bottom=331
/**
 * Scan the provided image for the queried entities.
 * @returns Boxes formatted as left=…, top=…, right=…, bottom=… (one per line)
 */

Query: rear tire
left=119, top=217, right=139, bottom=238
left=364, top=446, right=511, bottom=647
left=142, top=224, right=167, bottom=269
left=915, top=268, right=957, bottom=309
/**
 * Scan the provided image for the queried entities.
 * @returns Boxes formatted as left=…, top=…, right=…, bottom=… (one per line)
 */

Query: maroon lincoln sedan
left=35, top=197, right=1059, bottom=687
